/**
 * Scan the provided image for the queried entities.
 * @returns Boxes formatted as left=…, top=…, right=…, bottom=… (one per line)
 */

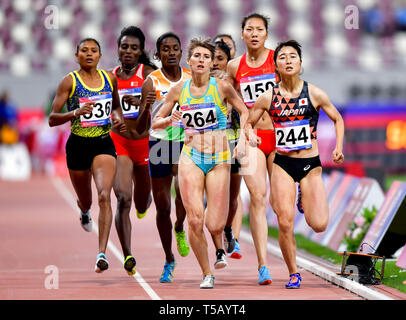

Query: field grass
left=384, top=174, right=406, bottom=191
left=242, top=216, right=406, bottom=294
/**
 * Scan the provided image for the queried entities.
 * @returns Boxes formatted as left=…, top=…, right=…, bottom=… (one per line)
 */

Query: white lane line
left=51, top=177, right=161, bottom=300
left=239, top=229, right=393, bottom=300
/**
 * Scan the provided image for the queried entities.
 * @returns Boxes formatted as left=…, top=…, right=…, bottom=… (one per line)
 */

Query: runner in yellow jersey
left=152, top=38, right=248, bottom=289
left=49, top=38, right=125, bottom=273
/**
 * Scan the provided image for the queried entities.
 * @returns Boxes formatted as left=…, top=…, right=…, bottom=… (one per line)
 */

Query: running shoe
left=258, top=265, right=272, bottom=285
left=80, top=210, right=92, bottom=232
left=174, top=228, right=190, bottom=257
left=229, top=240, right=243, bottom=259
left=214, top=249, right=228, bottom=269
left=297, top=185, right=304, bottom=214
left=285, top=273, right=302, bottom=289
left=124, top=255, right=136, bottom=276
left=200, top=274, right=215, bottom=289
left=159, top=260, right=176, bottom=283
left=95, top=253, right=109, bottom=273
left=223, top=229, right=236, bottom=254
left=136, top=209, right=147, bottom=219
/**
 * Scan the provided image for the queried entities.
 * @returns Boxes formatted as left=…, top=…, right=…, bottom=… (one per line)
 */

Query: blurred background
left=0, top=0, right=405, bottom=190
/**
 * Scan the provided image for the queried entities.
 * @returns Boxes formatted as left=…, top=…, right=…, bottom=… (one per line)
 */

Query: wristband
left=73, top=109, right=77, bottom=117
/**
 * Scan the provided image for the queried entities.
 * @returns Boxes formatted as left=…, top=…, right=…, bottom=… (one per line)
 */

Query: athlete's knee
left=205, top=220, right=223, bottom=236
left=275, top=210, right=294, bottom=234
left=249, top=190, right=267, bottom=207
left=310, top=219, right=328, bottom=233
left=98, top=189, right=111, bottom=207
left=116, top=192, right=132, bottom=211
left=156, top=207, right=171, bottom=223
left=154, top=191, right=171, bottom=214
left=187, top=212, right=204, bottom=232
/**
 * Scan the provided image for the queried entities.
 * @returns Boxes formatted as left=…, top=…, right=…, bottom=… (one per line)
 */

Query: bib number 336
left=274, top=119, right=312, bottom=151
left=79, top=93, right=112, bottom=127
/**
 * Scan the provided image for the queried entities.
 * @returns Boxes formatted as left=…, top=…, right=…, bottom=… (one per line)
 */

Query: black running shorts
left=273, top=153, right=321, bottom=182
left=65, top=132, right=117, bottom=170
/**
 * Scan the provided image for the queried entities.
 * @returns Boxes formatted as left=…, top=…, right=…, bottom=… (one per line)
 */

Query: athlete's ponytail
left=138, top=51, right=158, bottom=70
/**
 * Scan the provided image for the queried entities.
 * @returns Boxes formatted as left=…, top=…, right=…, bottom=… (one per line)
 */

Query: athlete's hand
left=77, top=102, right=94, bottom=116
left=332, top=149, right=344, bottom=164
left=233, top=139, right=246, bottom=159
left=170, top=110, right=182, bottom=123
left=123, top=95, right=141, bottom=107
left=211, top=69, right=228, bottom=80
left=144, top=91, right=156, bottom=111
left=247, top=129, right=261, bottom=147
left=112, top=116, right=126, bottom=133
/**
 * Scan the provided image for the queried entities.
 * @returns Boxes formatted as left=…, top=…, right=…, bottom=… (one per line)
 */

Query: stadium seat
left=0, top=0, right=404, bottom=74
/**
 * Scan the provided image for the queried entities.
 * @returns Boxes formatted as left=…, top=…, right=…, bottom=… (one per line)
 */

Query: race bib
left=118, top=88, right=141, bottom=119
left=240, top=73, right=276, bottom=107
left=79, top=93, right=112, bottom=127
left=274, top=119, right=312, bottom=151
left=181, top=103, right=218, bottom=133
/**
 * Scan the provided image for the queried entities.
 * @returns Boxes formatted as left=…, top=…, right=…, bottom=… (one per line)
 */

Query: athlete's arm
left=245, top=89, right=273, bottom=146
left=108, top=72, right=126, bottom=133
left=218, top=79, right=248, bottom=158
left=136, top=77, right=156, bottom=134
left=226, top=58, right=240, bottom=91
left=48, top=74, right=90, bottom=127
left=151, top=81, right=183, bottom=130
left=124, top=65, right=156, bottom=115
left=310, top=84, right=344, bottom=164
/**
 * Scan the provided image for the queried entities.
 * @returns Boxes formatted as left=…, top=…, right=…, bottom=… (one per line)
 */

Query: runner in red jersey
left=110, top=26, right=157, bottom=276
left=227, top=13, right=276, bottom=285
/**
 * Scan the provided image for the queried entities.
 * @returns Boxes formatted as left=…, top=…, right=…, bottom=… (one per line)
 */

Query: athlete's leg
left=69, top=169, right=92, bottom=213
left=232, top=195, right=243, bottom=239
left=241, top=145, right=269, bottom=270
left=151, top=174, right=175, bottom=263
left=266, top=150, right=276, bottom=206
left=172, top=164, right=187, bottom=233
left=92, top=154, right=116, bottom=254
left=271, top=163, right=298, bottom=275
left=133, top=163, right=152, bottom=213
left=226, top=172, right=242, bottom=228
left=178, top=153, right=209, bottom=275
left=206, top=163, right=230, bottom=250
left=300, top=167, right=329, bottom=233
left=113, top=155, right=133, bottom=257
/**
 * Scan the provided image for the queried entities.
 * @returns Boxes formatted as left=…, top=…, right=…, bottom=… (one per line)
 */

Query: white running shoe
left=95, top=253, right=109, bottom=273
left=214, top=249, right=228, bottom=269
left=200, top=274, right=215, bottom=289
left=80, top=211, right=93, bottom=232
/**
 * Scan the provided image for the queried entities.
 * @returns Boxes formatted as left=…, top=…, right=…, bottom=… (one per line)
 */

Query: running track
left=1, top=174, right=405, bottom=305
